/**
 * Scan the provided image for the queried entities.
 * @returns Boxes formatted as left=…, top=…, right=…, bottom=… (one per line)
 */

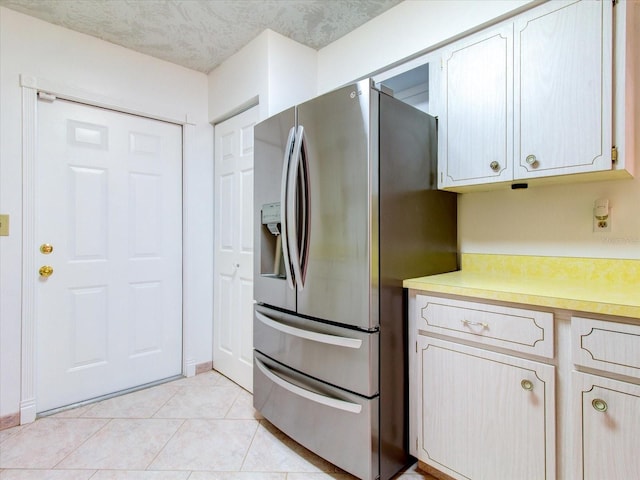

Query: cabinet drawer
left=417, top=295, right=554, bottom=358
left=254, top=305, right=378, bottom=396
left=572, top=316, right=640, bottom=380
left=254, top=352, right=378, bottom=480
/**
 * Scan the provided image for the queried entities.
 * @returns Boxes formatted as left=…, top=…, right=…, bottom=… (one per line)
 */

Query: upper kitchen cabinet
left=513, top=0, right=611, bottom=180
left=438, top=0, right=635, bottom=191
left=438, top=23, right=514, bottom=187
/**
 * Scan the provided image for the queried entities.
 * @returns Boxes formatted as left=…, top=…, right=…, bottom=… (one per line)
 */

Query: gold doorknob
left=40, top=243, right=54, bottom=254
left=39, top=265, right=54, bottom=277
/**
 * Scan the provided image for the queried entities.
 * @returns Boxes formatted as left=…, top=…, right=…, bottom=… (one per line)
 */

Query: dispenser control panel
left=261, top=202, right=280, bottom=224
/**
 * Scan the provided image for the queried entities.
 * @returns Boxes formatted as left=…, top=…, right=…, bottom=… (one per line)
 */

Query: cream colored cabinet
left=438, top=23, right=513, bottom=188
left=572, top=372, right=640, bottom=480
left=438, top=0, right=614, bottom=190
left=409, top=294, right=556, bottom=480
left=513, top=0, right=612, bottom=180
left=572, top=316, right=640, bottom=480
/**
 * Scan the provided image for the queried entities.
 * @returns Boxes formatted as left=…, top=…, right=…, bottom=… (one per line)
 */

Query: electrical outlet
left=593, top=215, right=611, bottom=232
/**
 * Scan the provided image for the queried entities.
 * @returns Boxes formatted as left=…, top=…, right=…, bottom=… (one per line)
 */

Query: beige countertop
left=404, top=254, right=640, bottom=319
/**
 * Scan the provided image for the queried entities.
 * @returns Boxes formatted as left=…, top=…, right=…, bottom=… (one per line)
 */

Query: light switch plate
left=0, top=214, right=9, bottom=236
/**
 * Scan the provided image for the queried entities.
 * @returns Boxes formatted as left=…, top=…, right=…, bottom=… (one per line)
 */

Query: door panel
left=253, top=107, right=296, bottom=312
left=295, top=81, right=375, bottom=330
left=440, top=23, right=513, bottom=187
left=573, top=372, right=640, bottom=480
left=514, top=0, right=612, bottom=178
left=213, top=105, right=258, bottom=391
left=36, top=97, right=183, bottom=412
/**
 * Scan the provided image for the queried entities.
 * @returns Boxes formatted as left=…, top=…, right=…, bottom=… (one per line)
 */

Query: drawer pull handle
left=592, top=398, right=608, bottom=413
left=256, top=311, right=362, bottom=349
left=521, top=379, right=534, bottom=391
left=255, top=357, right=362, bottom=414
left=461, top=319, right=488, bottom=329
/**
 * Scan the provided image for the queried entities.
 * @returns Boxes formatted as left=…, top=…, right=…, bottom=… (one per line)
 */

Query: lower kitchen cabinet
left=572, top=314, right=640, bottom=480
left=412, top=336, right=556, bottom=480
left=573, top=372, right=640, bottom=480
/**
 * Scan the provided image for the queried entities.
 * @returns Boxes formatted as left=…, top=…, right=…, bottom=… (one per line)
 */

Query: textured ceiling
left=0, top=0, right=403, bottom=73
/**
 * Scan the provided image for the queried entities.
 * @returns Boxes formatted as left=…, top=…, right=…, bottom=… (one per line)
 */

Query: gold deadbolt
left=39, top=265, right=54, bottom=278
left=40, top=243, right=54, bottom=254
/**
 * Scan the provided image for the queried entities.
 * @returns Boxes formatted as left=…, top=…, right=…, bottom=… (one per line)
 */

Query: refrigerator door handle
left=255, top=357, right=363, bottom=414
left=287, top=125, right=306, bottom=291
left=255, top=311, right=363, bottom=349
left=280, top=126, right=296, bottom=290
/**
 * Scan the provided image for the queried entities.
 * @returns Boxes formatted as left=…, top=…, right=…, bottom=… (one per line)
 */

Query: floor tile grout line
left=237, top=416, right=264, bottom=473
left=143, top=418, right=187, bottom=471
left=149, top=382, right=182, bottom=419
left=222, top=386, right=243, bottom=419
left=51, top=417, right=113, bottom=470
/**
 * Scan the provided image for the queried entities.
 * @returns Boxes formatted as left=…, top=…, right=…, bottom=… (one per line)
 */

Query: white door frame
left=19, top=74, right=195, bottom=424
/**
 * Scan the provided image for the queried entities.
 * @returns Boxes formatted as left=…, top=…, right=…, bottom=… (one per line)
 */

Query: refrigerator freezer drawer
left=254, top=351, right=379, bottom=480
left=254, top=304, right=379, bottom=396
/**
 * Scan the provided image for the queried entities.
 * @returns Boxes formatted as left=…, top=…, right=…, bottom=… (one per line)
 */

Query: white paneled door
left=35, top=96, right=183, bottom=413
left=213, top=106, right=257, bottom=392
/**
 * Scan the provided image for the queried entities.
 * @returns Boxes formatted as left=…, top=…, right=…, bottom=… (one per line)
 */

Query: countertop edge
left=403, top=277, right=640, bottom=320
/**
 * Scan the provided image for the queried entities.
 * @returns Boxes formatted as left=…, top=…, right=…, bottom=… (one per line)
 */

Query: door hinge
left=37, top=92, right=56, bottom=102
left=612, top=146, right=618, bottom=164
left=415, top=341, right=418, bottom=353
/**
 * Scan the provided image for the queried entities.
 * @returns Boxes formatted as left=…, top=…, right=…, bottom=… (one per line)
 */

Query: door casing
left=19, top=74, right=195, bottom=424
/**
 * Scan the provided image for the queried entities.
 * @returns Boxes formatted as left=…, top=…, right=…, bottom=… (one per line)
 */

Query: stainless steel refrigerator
left=253, top=78, right=457, bottom=480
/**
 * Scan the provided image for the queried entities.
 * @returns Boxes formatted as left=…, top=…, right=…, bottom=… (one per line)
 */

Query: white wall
left=208, top=29, right=317, bottom=123
left=316, top=0, right=640, bottom=260
left=0, top=7, right=214, bottom=420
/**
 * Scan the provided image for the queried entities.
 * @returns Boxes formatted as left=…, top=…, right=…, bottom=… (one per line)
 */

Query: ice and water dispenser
left=260, top=202, right=286, bottom=278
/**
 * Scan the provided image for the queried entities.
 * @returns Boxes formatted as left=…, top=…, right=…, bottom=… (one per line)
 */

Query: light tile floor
left=0, top=370, right=434, bottom=480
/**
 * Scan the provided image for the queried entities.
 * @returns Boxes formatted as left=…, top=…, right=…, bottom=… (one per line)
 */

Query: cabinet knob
left=490, top=161, right=500, bottom=172
left=521, top=379, right=534, bottom=391
left=525, top=154, right=539, bottom=168
left=592, top=398, right=608, bottom=413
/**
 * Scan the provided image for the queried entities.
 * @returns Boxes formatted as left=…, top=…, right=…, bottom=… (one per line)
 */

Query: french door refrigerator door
left=253, top=106, right=296, bottom=312
left=295, top=80, right=378, bottom=330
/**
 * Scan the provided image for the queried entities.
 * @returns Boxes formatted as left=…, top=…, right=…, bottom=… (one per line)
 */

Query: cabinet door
left=415, top=336, right=555, bottom=480
left=514, top=0, right=613, bottom=179
left=438, top=24, right=513, bottom=189
left=573, top=372, right=640, bottom=480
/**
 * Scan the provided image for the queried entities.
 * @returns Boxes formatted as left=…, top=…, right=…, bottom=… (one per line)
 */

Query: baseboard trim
left=195, top=361, right=213, bottom=375
left=417, top=461, right=456, bottom=480
left=0, top=412, right=20, bottom=431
